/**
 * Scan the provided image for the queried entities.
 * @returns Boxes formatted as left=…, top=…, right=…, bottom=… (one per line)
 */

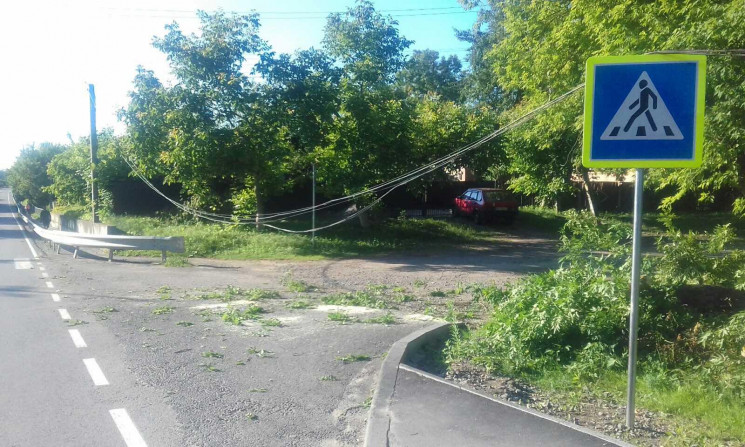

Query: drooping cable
left=123, top=83, right=586, bottom=230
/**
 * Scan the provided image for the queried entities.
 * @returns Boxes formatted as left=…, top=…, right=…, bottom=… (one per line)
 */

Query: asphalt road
left=0, top=188, right=433, bottom=446
left=0, top=189, right=183, bottom=446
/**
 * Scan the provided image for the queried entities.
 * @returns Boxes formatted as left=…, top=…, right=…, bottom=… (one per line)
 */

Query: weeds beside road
left=445, top=211, right=745, bottom=446
left=100, top=206, right=565, bottom=261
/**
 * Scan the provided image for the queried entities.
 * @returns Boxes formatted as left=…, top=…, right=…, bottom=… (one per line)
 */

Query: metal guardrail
left=13, top=201, right=184, bottom=262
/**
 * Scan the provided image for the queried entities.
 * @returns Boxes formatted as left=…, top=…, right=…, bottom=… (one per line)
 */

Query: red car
left=453, top=188, right=519, bottom=224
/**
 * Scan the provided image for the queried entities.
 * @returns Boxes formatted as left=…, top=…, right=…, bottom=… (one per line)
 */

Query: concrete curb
left=364, top=322, right=633, bottom=447
left=364, top=321, right=451, bottom=447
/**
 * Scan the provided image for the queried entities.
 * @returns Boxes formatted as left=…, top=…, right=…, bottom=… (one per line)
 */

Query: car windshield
left=483, top=191, right=513, bottom=202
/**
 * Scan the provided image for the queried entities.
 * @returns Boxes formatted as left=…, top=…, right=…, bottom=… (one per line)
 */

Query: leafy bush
left=447, top=211, right=745, bottom=400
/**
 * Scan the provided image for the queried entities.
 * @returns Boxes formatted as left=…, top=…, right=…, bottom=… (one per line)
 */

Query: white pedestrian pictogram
left=600, top=71, right=682, bottom=141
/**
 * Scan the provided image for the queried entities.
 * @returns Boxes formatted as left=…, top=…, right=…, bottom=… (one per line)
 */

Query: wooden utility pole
left=312, top=163, right=316, bottom=245
left=89, top=84, right=99, bottom=223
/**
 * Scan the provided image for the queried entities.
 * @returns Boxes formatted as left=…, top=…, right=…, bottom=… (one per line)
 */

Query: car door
left=455, top=192, right=468, bottom=214
left=464, top=190, right=476, bottom=215
left=473, top=190, right=483, bottom=212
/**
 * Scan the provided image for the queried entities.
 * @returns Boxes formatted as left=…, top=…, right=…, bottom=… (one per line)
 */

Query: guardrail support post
left=161, top=250, right=167, bottom=263
left=108, top=249, right=114, bottom=262
left=73, top=247, right=79, bottom=259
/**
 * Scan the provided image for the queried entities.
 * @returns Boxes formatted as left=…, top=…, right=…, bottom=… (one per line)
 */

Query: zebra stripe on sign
left=14, top=258, right=34, bottom=269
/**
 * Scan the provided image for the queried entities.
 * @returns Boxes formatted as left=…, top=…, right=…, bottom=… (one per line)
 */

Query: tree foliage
left=120, top=10, right=288, bottom=214
left=45, top=130, right=129, bottom=213
left=465, top=0, right=745, bottom=211
left=7, top=143, right=65, bottom=206
left=397, top=50, right=464, bottom=102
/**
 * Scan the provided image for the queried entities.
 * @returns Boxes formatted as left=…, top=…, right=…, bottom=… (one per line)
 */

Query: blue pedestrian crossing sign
left=583, top=55, right=706, bottom=168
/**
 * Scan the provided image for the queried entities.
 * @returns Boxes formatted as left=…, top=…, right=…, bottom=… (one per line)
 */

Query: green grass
left=600, top=211, right=745, bottom=247
left=337, top=354, right=371, bottom=364
left=164, top=257, right=190, bottom=267
left=516, top=206, right=567, bottom=234
left=104, top=214, right=503, bottom=261
left=260, top=318, right=282, bottom=327
left=281, top=274, right=319, bottom=293
left=220, top=305, right=265, bottom=325
left=156, top=286, right=172, bottom=300
left=198, top=286, right=280, bottom=302
left=363, top=312, right=397, bottom=325
left=322, top=291, right=391, bottom=309
left=152, top=306, right=174, bottom=315
left=530, top=367, right=745, bottom=445
left=319, top=375, right=338, bottom=381
left=286, top=299, right=315, bottom=310
left=201, top=351, right=224, bottom=359
left=327, top=312, right=357, bottom=324
left=175, top=321, right=194, bottom=327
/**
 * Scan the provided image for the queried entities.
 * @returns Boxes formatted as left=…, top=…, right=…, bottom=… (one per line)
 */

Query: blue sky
left=0, top=0, right=478, bottom=169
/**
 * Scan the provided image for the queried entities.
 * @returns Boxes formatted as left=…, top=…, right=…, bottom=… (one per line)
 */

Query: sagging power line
left=124, top=84, right=585, bottom=232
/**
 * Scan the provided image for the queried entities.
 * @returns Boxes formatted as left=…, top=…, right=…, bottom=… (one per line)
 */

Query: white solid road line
left=83, top=358, right=109, bottom=386
left=110, top=409, right=148, bottom=447
left=8, top=192, right=39, bottom=259
left=51, top=293, right=61, bottom=302
left=58, top=309, right=71, bottom=320
left=45, top=281, right=54, bottom=289
left=68, top=329, right=87, bottom=348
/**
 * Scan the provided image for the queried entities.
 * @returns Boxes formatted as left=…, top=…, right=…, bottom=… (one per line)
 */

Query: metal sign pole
left=312, top=163, right=316, bottom=246
left=625, top=167, right=644, bottom=428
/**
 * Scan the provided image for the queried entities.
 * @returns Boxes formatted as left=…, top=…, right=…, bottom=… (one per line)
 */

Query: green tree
left=45, top=130, right=129, bottom=214
left=397, top=50, right=464, bottom=102
left=7, top=143, right=66, bottom=206
left=255, top=48, right=342, bottom=176
left=120, top=10, right=291, bottom=220
left=323, top=0, right=412, bottom=86
left=0, top=170, right=7, bottom=188
left=467, top=0, right=745, bottom=213
left=408, top=96, right=500, bottom=196
left=320, top=1, right=417, bottom=220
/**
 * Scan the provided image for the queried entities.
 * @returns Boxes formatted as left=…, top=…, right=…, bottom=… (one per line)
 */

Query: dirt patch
left=276, top=236, right=558, bottom=292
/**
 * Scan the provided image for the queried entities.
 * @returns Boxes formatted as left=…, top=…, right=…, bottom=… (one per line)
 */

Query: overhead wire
left=124, top=83, right=586, bottom=231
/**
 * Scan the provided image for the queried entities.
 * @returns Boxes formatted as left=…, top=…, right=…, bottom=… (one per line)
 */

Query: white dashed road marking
left=51, top=293, right=61, bottom=302
left=9, top=194, right=39, bottom=259
left=68, top=329, right=87, bottom=348
left=45, top=281, right=54, bottom=289
left=58, top=309, right=71, bottom=320
left=83, top=358, right=109, bottom=386
left=39, top=266, right=45, bottom=271
left=109, top=409, right=148, bottom=447
left=41, top=272, right=49, bottom=278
